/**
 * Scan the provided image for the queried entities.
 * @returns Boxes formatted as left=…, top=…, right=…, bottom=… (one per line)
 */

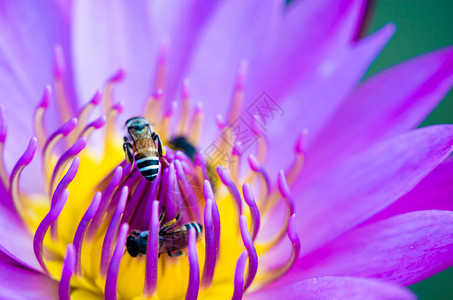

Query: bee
left=126, top=215, right=203, bottom=258
left=123, top=117, right=165, bottom=181
left=168, top=136, right=197, bottom=161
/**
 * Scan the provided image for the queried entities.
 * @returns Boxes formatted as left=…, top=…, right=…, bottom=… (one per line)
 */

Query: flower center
left=0, top=45, right=306, bottom=299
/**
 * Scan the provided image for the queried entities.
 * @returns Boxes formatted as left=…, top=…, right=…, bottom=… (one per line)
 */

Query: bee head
left=126, top=235, right=139, bottom=257
left=125, top=117, right=152, bottom=133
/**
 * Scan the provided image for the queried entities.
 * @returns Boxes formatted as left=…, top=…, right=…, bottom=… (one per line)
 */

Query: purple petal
left=307, top=46, right=453, bottom=180
left=72, top=0, right=155, bottom=114
left=0, top=261, right=58, bottom=300
left=0, top=1, right=75, bottom=159
left=366, top=158, right=453, bottom=224
left=294, top=125, right=453, bottom=255
left=187, top=0, right=283, bottom=141
left=150, top=0, right=221, bottom=103
left=249, top=0, right=369, bottom=102
left=256, top=21, right=394, bottom=174
left=278, top=210, right=453, bottom=287
left=247, top=276, right=415, bottom=300
left=0, top=195, right=40, bottom=271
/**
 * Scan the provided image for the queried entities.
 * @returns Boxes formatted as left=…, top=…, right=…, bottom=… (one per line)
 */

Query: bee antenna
left=159, top=207, right=165, bottom=223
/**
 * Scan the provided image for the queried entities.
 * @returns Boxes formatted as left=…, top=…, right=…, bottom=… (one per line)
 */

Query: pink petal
left=294, top=125, right=453, bottom=255
left=306, top=46, right=453, bottom=181
left=366, top=158, right=453, bottom=224
left=279, top=210, right=453, bottom=287
left=0, top=261, right=58, bottom=300
left=247, top=276, right=415, bottom=300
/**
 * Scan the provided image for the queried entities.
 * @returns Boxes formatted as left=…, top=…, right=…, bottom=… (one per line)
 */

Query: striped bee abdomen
left=135, top=156, right=160, bottom=181
left=184, top=223, right=203, bottom=237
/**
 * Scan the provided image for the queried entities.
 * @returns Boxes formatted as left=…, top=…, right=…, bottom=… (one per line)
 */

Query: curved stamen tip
left=53, top=44, right=65, bottom=78
left=236, top=59, right=249, bottom=90
left=109, top=68, right=126, bottom=83
left=287, top=214, right=301, bottom=256
left=0, top=105, right=7, bottom=142
left=165, top=101, right=178, bottom=117
left=278, top=170, right=294, bottom=215
left=277, top=170, right=291, bottom=198
left=217, top=165, right=242, bottom=214
left=216, top=114, right=226, bottom=130
left=295, top=129, right=308, bottom=154
left=195, top=102, right=203, bottom=114
left=61, top=118, right=79, bottom=136
left=70, top=137, right=87, bottom=154
left=247, top=154, right=260, bottom=171
left=59, top=243, right=76, bottom=300
left=112, top=102, right=124, bottom=113
left=153, top=88, right=163, bottom=100
left=182, top=79, right=190, bottom=99
left=17, top=137, right=38, bottom=166
left=51, top=156, right=80, bottom=208
left=216, top=165, right=231, bottom=184
left=39, top=86, right=52, bottom=109
left=203, top=180, right=214, bottom=201
left=242, top=183, right=260, bottom=241
left=232, top=142, right=242, bottom=156
left=90, top=90, right=103, bottom=106
left=90, top=115, right=107, bottom=129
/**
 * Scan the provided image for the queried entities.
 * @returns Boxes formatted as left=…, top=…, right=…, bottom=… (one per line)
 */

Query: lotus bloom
left=1, top=0, right=452, bottom=299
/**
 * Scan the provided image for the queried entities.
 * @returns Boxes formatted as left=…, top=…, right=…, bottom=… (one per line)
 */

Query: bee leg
left=159, top=208, right=165, bottom=223
left=167, top=250, right=183, bottom=257
left=152, top=132, right=166, bottom=156
left=123, top=140, right=134, bottom=164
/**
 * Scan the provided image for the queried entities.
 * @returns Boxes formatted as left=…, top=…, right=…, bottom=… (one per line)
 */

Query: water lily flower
left=1, top=0, right=453, bottom=299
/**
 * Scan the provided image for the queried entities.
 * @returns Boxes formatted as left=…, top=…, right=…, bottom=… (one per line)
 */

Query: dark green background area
left=366, top=1, right=453, bottom=299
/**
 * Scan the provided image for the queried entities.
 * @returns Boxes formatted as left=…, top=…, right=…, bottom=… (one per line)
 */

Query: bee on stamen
left=123, top=117, right=165, bottom=182
left=126, top=214, right=203, bottom=258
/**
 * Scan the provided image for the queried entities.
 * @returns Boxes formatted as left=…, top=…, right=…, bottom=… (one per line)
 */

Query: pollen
left=0, top=44, right=305, bottom=300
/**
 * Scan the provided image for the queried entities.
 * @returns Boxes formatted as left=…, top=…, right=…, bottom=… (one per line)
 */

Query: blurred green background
left=365, top=0, right=453, bottom=299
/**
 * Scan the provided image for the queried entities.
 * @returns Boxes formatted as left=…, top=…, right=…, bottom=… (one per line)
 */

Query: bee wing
left=159, top=228, right=189, bottom=254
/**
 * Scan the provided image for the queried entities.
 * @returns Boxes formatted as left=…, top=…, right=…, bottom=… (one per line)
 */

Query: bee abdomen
left=135, top=156, right=160, bottom=181
left=184, top=223, right=203, bottom=237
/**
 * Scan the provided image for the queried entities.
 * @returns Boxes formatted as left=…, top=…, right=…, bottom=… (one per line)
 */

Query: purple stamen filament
left=59, top=243, right=76, bottom=300
left=73, top=191, right=101, bottom=276
left=105, top=223, right=129, bottom=300
left=100, top=186, right=129, bottom=277
left=202, top=200, right=215, bottom=288
left=33, top=189, right=69, bottom=273
left=186, top=227, right=200, bottom=300
left=144, top=200, right=159, bottom=297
